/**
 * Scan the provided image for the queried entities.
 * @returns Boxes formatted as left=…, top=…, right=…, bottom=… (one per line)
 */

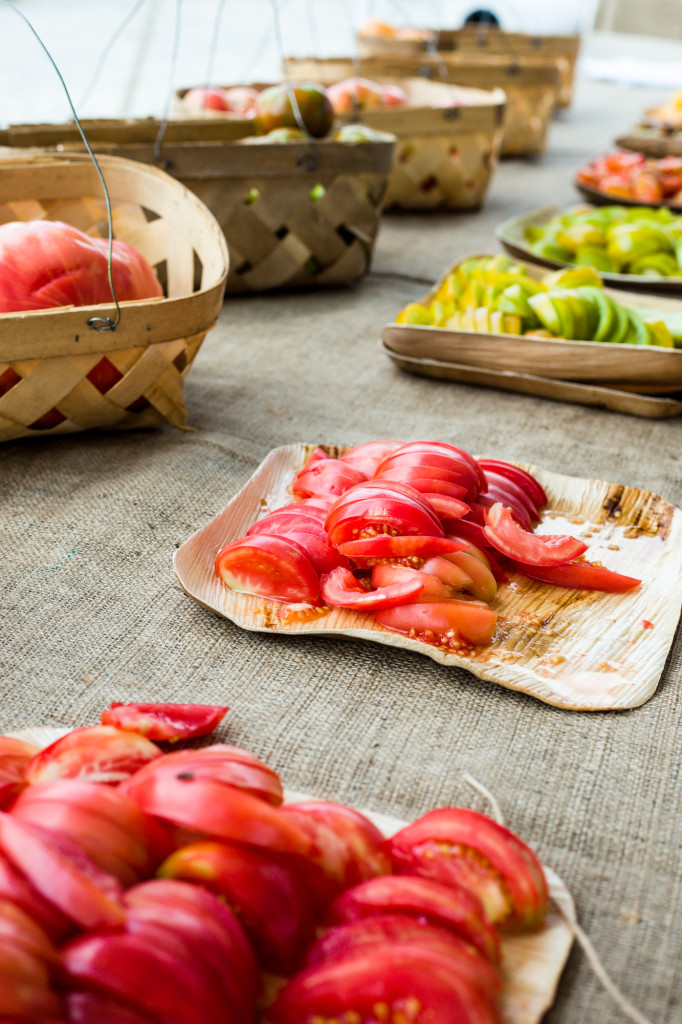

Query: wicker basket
left=0, top=153, right=227, bottom=442
left=1, top=119, right=394, bottom=296
left=287, top=55, right=561, bottom=157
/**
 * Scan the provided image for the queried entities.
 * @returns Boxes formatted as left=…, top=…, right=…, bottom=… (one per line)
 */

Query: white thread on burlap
left=462, top=773, right=655, bottom=1024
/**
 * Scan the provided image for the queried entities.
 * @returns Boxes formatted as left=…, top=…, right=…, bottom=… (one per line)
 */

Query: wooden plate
left=174, top=443, right=682, bottom=711
left=10, top=724, right=576, bottom=1024
left=495, top=205, right=682, bottom=293
left=382, top=253, right=682, bottom=390
left=381, top=342, right=682, bottom=418
left=574, top=180, right=682, bottom=215
left=616, top=130, right=682, bottom=159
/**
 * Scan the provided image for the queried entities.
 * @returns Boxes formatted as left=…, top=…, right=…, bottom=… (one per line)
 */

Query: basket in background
left=0, top=153, right=227, bottom=442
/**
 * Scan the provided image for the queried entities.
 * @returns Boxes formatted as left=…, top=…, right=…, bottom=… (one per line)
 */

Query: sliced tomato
left=377, top=454, right=479, bottom=496
left=305, top=446, right=331, bottom=465
left=25, top=727, right=161, bottom=786
left=120, top=774, right=310, bottom=856
left=388, top=807, right=548, bottom=931
left=279, top=802, right=390, bottom=908
left=66, top=991, right=160, bottom=1024
left=0, top=852, right=72, bottom=940
left=320, top=566, right=424, bottom=610
left=158, top=839, right=315, bottom=974
left=292, top=459, right=366, bottom=498
left=268, top=944, right=501, bottom=1024
left=338, top=535, right=465, bottom=563
left=468, top=495, right=532, bottom=533
left=250, top=527, right=345, bottom=577
left=376, top=467, right=469, bottom=499
left=375, top=600, right=497, bottom=646
left=0, top=898, right=60, bottom=969
left=326, top=507, right=443, bottom=549
left=483, top=504, right=588, bottom=567
left=446, top=519, right=488, bottom=548
left=215, top=534, right=320, bottom=604
left=421, top=494, right=470, bottom=520
left=371, top=563, right=453, bottom=601
left=294, top=496, right=336, bottom=511
left=509, top=558, right=641, bottom=592
left=339, top=440, right=402, bottom=477
left=432, top=552, right=496, bottom=602
left=0, top=942, right=61, bottom=1020
left=247, top=507, right=328, bottom=534
left=0, top=737, right=39, bottom=809
left=325, top=875, right=500, bottom=964
left=100, top=703, right=228, bottom=742
left=478, top=459, right=547, bottom=509
left=378, top=442, right=484, bottom=488
left=0, top=813, right=125, bottom=930
left=420, top=556, right=474, bottom=592
left=482, top=470, right=540, bottom=520
left=118, top=744, right=283, bottom=806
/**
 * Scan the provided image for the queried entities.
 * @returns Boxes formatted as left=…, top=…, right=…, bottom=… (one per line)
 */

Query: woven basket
left=2, top=118, right=394, bottom=295
left=331, top=78, right=505, bottom=211
left=287, top=55, right=561, bottom=157
left=0, top=153, right=227, bottom=443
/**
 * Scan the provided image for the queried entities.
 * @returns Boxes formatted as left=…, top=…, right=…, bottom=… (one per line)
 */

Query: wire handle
left=0, top=0, right=121, bottom=331
left=269, top=0, right=318, bottom=173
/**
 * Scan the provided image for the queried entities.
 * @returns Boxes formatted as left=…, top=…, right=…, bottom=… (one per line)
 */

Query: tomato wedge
left=482, top=471, right=540, bottom=522
left=509, top=558, right=641, bottom=592
left=338, top=535, right=465, bottom=563
left=371, top=564, right=453, bottom=601
left=420, top=556, right=475, bottom=592
left=339, top=440, right=402, bottom=477
left=431, top=552, right=496, bottom=602
left=326, top=503, right=443, bottom=548
left=482, top=503, right=588, bottom=567
left=388, top=807, right=548, bottom=931
left=0, top=852, right=72, bottom=940
left=100, top=703, right=228, bottom=742
left=421, top=493, right=470, bottom=520
left=478, top=458, right=547, bottom=509
left=376, top=601, right=498, bottom=646
left=0, top=737, right=39, bottom=809
left=25, top=727, right=161, bottom=786
left=215, top=534, right=320, bottom=604
left=320, top=566, right=424, bottom=610
left=292, top=458, right=366, bottom=498
left=376, top=467, right=469, bottom=499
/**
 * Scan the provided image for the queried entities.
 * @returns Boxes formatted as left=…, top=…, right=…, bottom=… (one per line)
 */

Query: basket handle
left=0, top=0, right=122, bottom=331
left=270, top=0, right=318, bottom=172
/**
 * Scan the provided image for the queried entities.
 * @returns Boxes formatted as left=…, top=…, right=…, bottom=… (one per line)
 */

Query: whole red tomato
left=0, top=220, right=162, bottom=314
left=254, top=82, right=334, bottom=138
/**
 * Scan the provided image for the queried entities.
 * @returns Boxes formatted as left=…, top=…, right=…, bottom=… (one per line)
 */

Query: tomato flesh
left=483, top=504, right=588, bottom=567
left=478, top=458, right=547, bottom=509
left=509, top=558, right=641, bottom=592
left=338, top=535, right=465, bottom=563
left=434, top=552, right=497, bottom=602
left=339, top=440, right=402, bottom=477
left=215, top=534, right=320, bottom=604
left=25, top=727, right=161, bottom=786
left=371, top=564, right=453, bottom=601
left=292, top=459, right=366, bottom=498
left=375, top=601, right=498, bottom=646
left=320, top=566, right=425, bottom=610
left=100, top=703, right=228, bottom=742
left=0, top=737, right=39, bottom=809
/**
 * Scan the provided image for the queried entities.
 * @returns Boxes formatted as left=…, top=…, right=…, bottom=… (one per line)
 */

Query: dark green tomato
left=254, top=82, right=334, bottom=139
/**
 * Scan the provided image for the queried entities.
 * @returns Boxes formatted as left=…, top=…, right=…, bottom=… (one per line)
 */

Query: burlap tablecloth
left=1, top=81, right=680, bottom=1022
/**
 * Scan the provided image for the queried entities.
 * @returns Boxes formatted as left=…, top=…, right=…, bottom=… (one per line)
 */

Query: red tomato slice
left=247, top=507, right=328, bottom=533
left=66, top=990, right=161, bottom=1024
left=483, top=503, right=588, bottom=566
left=377, top=451, right=480, bottom=495
left=294, top=496, right=336, bottom=511
left=121, top=774, right=310, bottom=856
left=25, top=727, right=161, bottom=786
left=434, top=552, right=496, bottom=602
left=509, top=558, right=641, bottom=592
left=0, top=737, right=39, bottom=809
left=478, top=459, right=547, bottom=509
left=0, top=852, right=72, bottom=940
left=482, top=471, right=539, bottom=522
left=305, top=446, right=331, bottom=465
left=338, top=535, right=465, bottom=563
left=339, top=440, right=402, bottom=478
left=320, top=567, right=424, bottom=610
left=292, top=459, right=366, bottom=498
left=280, top=801, right=390, bottom=908
left=100, top=703, right=228, bottom=742
left=371, top=564, right=453, bottom=601
left=0, top=898, right=60, bottom=969
left=268, top=944, right=501, bottom=1024
left=325, top=875, right=500, bottom=964
left=215, top=534, right=320, bottom=604
left=325, top=490, right=444, bottom=548
left=446, top=519, right=488, bottom=548
left=388, top=807, right=548, bottom=931
left=0, top=942, right=61, bottom=1020
left=420, top=556, right=474, bottom=592
left=421, top=493, right=470, bottom=520
left=376, top=467, right=469, bottom=499
left=468, top=495, right=532, bottom=533
left=375, top=601, right=497, bottom=646
left=326, top=478, right=444, bottom=519
left=249, top=527, right=345, bottom=576
left=118, top=744, right=283, bottom=806
left=0, top=813, right=125, bottom=930
left=158, top=839, right=315, bottom=974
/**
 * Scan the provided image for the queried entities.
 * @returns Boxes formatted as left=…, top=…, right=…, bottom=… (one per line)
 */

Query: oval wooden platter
left=10, top=724, right=575, bottom=1024
left=173, top=443, right=682, bottom=711
left=495, top=204, right=682, bottom=293
left=382, top=252, right=682, bottom=390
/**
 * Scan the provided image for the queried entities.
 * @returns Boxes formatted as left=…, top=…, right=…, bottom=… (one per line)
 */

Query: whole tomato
left=254, top=82, right=333, bottom=138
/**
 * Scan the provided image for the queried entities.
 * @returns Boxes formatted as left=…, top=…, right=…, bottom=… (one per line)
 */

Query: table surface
left=1, top=76, right=681, bottom=1024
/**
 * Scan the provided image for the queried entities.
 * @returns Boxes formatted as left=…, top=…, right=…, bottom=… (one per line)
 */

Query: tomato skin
left=25, top=727, right=162, bottom=786
left=483, top=504, right=588, bottom=567
left=0, top=942, right=62, bottom=1020
left=421, top=493, right=470, bottom=520
left=338, top=535, right=465, bottom=562
left=371, top=563, right=453, bottom=601
left=388, top=808, right=548, bottom=931
left=508, top=558, right=641, bottom=592
left=0, top=898, right=60, bottom=970
left=100, top=703, right=228, bottom=742
left=375, top=601, right=498, bottom=646
left=420, top=556, right=474, bottom=592
left=376, top=467, right=469, bottom=499
left=339, top=440, right=402, bottom=478
left=158, top=839, right=315, bottom=974
left=0, top=852, right=72, bottom=940
left=0, top=737, right=39, bottom=809
left=325, top=487, right=444, bottom=548
left=0, top=220, right=162, bottom=313
left=320, top=566, right=425, bottom=610
left=66, top=990, right=160, bottom=1024
left=325, top=874, right=500, bottom=964
left=478, top=459, right=548, bottom=509
left=247, top=518, right=347, bottom=576
left=482, top=473, right=539, bottom=523
left=247, top=508, right=327, bottom=534
left=215, top=534, right=320, bottom=604
left=268, top=945, right=502, bottom=1024
left=292, top=459, right=366, bottom=499
left=432, top=552, right=497, bottom=602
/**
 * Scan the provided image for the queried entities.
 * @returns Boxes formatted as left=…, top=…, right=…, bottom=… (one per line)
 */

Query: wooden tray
left=11, top=723, right=575, bottom=1024
left=496, top=204, right=682, bottom=293
left=382, top=254, right=682, bottom=390
left=381, top=342, right=682, bottom=418
left=174, top=442, right=682, bottom=711
left=616, top=130, right=682, bottom=159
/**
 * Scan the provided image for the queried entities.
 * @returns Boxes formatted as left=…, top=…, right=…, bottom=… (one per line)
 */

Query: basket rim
left=286, top=54, right=563, bottom=87
left=0, top=152, right=228, bottom=361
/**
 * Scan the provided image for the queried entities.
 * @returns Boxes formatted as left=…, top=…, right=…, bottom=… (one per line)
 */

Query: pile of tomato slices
left=0, top=701, right=549, bottom=1024
left=215, top=440, right=641, bottom=650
